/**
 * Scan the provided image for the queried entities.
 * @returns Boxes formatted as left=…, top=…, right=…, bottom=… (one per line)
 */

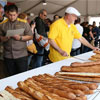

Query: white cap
left=65, top=7, right=81, bottom=16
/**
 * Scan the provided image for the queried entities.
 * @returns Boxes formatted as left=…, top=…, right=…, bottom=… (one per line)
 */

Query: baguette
left=75, top=96, right=87, bottom=100
left=83, top=83, right=98, bottom=90
left=89, top=57, right=100, bottom=61
left=71, top=61, right=100, bottom=67
left=0, top=90, right=20, bottom=100
left=15, top=88, right=34, bottom=99
left=91, top=54, right=100, bottom=59
left=56, top=72, right=100, bottom=78
left=64, top=84, right=89, bottom=91
left=56, top=75, right=100, bottom=82
left=61, top=66, right=100, bottom=73
left=93, top=50, right=100, bottom=54
left=5, top=86, right=35, bottom=100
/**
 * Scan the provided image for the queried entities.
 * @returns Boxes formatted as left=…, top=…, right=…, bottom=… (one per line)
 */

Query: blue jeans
left=28, top=55, right=33, bottom=66
left=32, top=43, right=44, bottom=69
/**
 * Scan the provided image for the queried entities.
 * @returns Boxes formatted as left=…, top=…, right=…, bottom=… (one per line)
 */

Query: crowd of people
left=0, top=4, right=99, bottom=77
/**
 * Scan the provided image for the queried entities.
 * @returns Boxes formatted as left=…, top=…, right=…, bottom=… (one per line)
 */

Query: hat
left=65, top=7, right=81, bottom=16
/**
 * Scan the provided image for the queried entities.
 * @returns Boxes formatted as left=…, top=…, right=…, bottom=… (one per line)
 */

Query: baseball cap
left=65, top=7, right=81, bottom=16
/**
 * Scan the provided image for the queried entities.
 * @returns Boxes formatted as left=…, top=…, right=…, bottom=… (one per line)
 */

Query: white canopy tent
left=6, top=0, right=100, bottom=17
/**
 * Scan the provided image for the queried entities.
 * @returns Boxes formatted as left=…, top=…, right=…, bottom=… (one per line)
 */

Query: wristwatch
left=20, top=36, right=23, bottom=41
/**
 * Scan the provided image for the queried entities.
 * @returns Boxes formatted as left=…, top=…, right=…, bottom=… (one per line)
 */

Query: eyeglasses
left=43, top=14, right=47, bottom=17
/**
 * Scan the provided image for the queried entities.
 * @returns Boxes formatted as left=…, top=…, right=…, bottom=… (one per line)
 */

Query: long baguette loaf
left=91, top=54, right=100, bottom=59
left=5, top=86, right=35, bottom=100
left=15, top=88, right=34, bottom=99
left=71, top=61, right=100, bottom=67
left=70, top=64, right=100, bottom=68
left=89, top=57, right=100, bottom=61
left=93, top=50, right=100, bottom=54
left=0, top=89, right=20, bottom=100
left=75, top=96, right=87, bottom=100
left=56, top=75, right=100, bottom=82
left=56, top=72, right=100, bottom=78
left=61, top=66, right=100, bottom=73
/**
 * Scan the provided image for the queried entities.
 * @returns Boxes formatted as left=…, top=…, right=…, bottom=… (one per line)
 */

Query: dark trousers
left=4, top=56, right=28, bottom=76
left=71, top=47, right=81, bottom=56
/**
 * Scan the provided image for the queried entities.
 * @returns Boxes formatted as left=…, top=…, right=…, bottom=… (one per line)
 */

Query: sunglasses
left=43, top=14, right=47, bottom=17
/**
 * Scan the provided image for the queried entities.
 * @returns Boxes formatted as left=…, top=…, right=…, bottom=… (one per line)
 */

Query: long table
left=0, top=51, right=100, bottom=100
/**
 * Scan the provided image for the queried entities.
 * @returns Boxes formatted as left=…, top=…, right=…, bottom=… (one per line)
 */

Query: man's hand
left=0, top=36, right=10, bottom=42
left=59, top=50, right=68, bottom=57
left=92, top=47, right=99, bottom=51
left=12, top=35, right=21, bottom=41
left=48, top=38, right=69, bottom=57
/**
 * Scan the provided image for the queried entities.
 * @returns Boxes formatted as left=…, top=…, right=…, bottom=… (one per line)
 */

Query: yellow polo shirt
left=48, top=18, right=82, bottom=62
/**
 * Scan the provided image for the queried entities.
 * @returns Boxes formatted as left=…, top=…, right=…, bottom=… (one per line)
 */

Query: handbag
left=27, top=43, right=37, bottom=54
left=90, top=39, right=95, bottom=46
left=35, top=30, right=50, bottom=51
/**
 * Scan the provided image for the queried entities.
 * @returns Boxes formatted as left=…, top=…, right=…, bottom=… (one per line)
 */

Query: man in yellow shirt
left=48, top=7, right=98, bottom=62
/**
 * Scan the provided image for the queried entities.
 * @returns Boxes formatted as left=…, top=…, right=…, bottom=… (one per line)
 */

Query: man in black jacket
left=33, top=9, right=47, bottom=68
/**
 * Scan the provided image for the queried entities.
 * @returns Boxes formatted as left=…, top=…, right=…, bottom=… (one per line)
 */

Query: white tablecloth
left=0, top=51, right=100, bottom=100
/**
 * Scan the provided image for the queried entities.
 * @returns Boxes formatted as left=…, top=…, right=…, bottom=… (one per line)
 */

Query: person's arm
left=89, top=31, right=95, bottom=40
left=0, top=23, right=10, bottom=42
left=12, top=35, right=33, bottom=41
left=12, top=22, right=33, bottom=41
left=78, top=36, right=98, bottom=50
left=0, top=36, right=10, bottom=42
left=48, top=38, right=68, bottom=56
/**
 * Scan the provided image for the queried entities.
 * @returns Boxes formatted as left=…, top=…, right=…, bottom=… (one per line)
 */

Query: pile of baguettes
left=55, top=59, right=100, bottom=82
left=0, top=74, right=98, bottom=100
left=89, top=50, right=100, bottom=61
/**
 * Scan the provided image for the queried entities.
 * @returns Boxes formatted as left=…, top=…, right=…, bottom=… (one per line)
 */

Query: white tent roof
left=7, top=0, right=100, bottom=17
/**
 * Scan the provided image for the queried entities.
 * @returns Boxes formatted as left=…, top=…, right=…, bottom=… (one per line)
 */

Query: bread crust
left=61, top=66, right=100, bottom=73
left=71, top=61, right=100, bottom=67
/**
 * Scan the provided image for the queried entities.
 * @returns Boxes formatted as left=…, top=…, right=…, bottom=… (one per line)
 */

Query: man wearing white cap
left=48, top=7, right=98, bottom=62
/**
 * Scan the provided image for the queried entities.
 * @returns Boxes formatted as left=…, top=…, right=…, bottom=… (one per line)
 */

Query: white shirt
left=72, top=24, right=83, bottom=49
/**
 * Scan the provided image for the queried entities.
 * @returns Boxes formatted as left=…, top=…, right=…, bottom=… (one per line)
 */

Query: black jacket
left=35, top=16, right=47, bottom=37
